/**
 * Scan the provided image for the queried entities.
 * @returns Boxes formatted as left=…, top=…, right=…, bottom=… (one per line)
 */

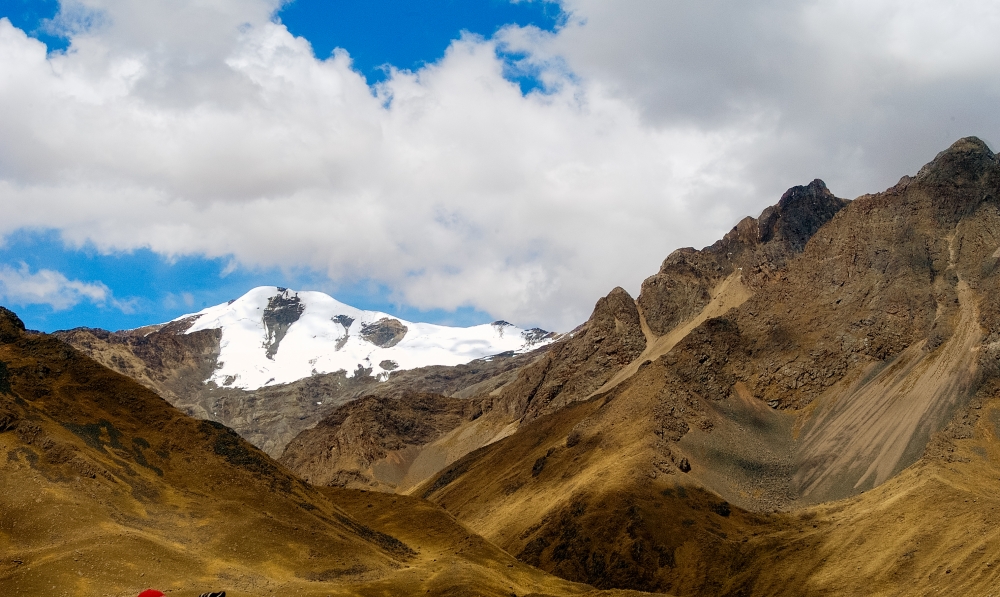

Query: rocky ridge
left=34, top=137, right=1000, bottom=596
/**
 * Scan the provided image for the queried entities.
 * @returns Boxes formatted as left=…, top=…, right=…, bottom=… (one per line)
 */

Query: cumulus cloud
left=1, top=0, right=999, bottom=329
left=0, top=262, right=116, bottom=311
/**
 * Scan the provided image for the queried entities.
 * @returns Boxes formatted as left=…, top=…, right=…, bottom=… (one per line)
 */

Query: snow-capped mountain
left=174, top=286, right=555, bottom=390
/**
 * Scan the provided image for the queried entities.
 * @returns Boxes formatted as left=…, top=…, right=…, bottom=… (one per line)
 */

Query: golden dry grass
left=0, top=322, right=666, bottom=597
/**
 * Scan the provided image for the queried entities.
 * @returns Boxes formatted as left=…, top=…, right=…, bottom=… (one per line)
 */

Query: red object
left=137, top=590, right=165, bottom=597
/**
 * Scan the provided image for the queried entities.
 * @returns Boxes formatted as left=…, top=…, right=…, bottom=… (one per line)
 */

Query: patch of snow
left=174, top=286, right=555, bottom=390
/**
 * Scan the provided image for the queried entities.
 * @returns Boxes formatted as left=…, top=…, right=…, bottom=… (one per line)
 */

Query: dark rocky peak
left=522, top=328, right=556, bottom=345
left=906, top=136, right=1000, bottom=220
left=639, top=180, right=847, bottom=337
left=760, top=179, right=848, bottom=252
left=262, top=290, right=305, bottom=359
left=360, top=317, right=408, bottom=348
left=915, top=136, right=998, bottom=187
left=0, top=306, right=25, bottom=343
left=717, top=179, right=847, bottom=254
left=332, top=314, right=355, bottom=330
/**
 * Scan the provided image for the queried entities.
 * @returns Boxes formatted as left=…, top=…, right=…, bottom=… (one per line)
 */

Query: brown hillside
left=0, top=307, right=661, bottom=597
left=279, top=286, right=650, bottom=491
left=281, top=391, right=472, bottom=491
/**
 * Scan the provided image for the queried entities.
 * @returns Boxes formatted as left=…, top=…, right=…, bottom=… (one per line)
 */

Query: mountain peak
left=760, top=178, right=846, bottom=253
left=915, top=135, right=998, bottom=186
left=178, top=286, right=553, bottom=390
left=0, top=306, right=25, bottom=343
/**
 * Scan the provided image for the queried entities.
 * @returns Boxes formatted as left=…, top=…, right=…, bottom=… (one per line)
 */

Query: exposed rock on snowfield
left=182, top=286, right=555, bottom=390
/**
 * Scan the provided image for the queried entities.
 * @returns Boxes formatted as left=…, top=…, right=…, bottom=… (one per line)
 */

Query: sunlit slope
left=0, top=307, right=405, bottom=596
left=414, top=137, right=1000, bottom=594
left=0, top=307, right=662, bottom=597
left=414, top=376, right=1000, bottom=596
left=719, top=382, right=1000, bottom=596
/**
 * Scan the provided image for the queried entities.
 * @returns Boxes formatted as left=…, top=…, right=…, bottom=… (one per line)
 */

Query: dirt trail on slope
left=792, top=235, right=983, bottom=503
left=590, top=272, right=752, bottom=398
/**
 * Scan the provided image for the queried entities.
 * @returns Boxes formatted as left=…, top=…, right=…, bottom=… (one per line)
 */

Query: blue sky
left=0, top=0, right=562, bottom=332
left=0, top=228, right=495, bottom=331
left=280, top=0, right=562, bottom=85
left=1, top=0, right=998, bottom=334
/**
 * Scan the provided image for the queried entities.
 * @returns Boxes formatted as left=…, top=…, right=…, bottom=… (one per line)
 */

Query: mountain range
left=5, top=136, right=1000, bottom=596
left=58, top=288, right=554, bottom=457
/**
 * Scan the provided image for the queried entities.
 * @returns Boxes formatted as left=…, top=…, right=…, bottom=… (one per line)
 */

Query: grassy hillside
left=0, top=307, right=657, bottom=597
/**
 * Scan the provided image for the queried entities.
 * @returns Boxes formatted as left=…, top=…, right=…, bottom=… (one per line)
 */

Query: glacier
left=175, top=286, right=554, bottom=390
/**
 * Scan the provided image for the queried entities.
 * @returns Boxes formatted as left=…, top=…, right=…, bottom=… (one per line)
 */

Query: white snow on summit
left=177, top=286, right=554, bottom=390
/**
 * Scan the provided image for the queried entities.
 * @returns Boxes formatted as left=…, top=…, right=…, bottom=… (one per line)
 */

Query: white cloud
left=0, top=263, right=113, bottom=311
left=545, top=0, right=1000, bottom=199
left=1, top=0, right=999, bottom=330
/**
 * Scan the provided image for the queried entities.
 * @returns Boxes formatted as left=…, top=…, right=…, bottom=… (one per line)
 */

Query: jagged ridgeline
left=401, top=137, right=1000, bottom=595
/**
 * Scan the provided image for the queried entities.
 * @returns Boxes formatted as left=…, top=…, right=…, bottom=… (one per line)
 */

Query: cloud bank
left=0, top=263, right=114, bottom=311
left=1, top=0, right=999, bottom=330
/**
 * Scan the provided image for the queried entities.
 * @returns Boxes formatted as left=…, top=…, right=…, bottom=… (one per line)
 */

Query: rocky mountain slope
left=401, top=137, right=1000, bottom=594
left=0, top=306, right=658, bottom=597
left=39, top=136, right=1000, bottom=596
left=273, top=137, right=1000, bottom=595
left=279, top=177, right=850, bottom=493
left=58, top=288, right=555, bottom=457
